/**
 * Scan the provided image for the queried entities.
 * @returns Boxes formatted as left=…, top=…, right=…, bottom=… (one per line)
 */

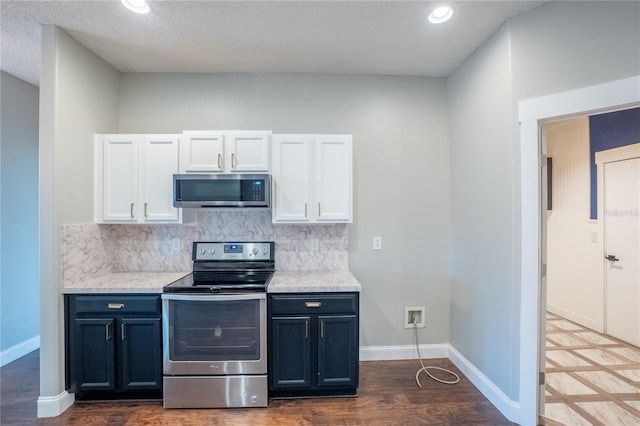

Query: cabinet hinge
left=539, top=372, right=546, bottom=385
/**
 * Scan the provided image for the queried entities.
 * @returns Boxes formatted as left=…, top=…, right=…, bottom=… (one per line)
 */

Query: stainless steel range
left=161, top=241, right=274, bottom=408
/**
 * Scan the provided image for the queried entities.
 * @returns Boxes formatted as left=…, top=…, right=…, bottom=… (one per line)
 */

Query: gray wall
left=447, top=0, right=640, bottom=401
left=0, top=71, right=40, bottom=355
left=38, top=0, right=640, bottom=414
left=39, top=26, right=119, bottom=401
left=118, top=73, right=452, bottom=347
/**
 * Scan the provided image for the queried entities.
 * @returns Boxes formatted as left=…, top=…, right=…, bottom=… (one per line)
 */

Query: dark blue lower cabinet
left=65, top=295, right=162, bottom=400
left=269, top=293, right=359, bottom=397
left=271, top=317, right=311, bottom=388
left=318, top=315, right=358, bottom=388
left=120, top=317, right=162, bottom=391
left=71, top=318, right=117, bottom=392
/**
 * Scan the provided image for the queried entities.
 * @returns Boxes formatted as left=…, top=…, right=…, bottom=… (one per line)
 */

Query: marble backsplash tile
left=61, top=223, right=115, bottom=282
left=61, top=210, right=349, bottom=281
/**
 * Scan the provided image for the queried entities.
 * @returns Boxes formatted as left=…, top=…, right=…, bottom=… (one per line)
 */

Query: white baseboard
left=360, top=343, right=449, bottom=361
left=547, top=304, right=601, bottom=333
left=0, top=335, right=40, bottom=367
left=37, top=391, right=75, bottom=418
left=448, top=346, right=520, bottom=424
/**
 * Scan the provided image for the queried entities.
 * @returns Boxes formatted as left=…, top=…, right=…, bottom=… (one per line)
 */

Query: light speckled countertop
left=62, top=272, right=190, bottom=294
left=62, top=270, right=361, bottom=294
left=268, top=270, right=361, bottom=293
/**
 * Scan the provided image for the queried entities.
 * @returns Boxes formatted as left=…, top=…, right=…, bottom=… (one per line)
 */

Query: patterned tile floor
left=544, top=312, right=640, bottom=425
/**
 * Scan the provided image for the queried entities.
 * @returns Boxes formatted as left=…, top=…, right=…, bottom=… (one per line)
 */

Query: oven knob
left=252, top=248, right=258, bottom=255
left=200, top=249, right=206, bottom=255
left=209, top=248, right=215, bottom=254
left=262, top=247, right=268, bottom=255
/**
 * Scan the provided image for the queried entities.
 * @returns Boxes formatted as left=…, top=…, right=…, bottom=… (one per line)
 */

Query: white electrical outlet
left=404, top=307, right=426, bottom=328
left=373, top=236, right=383, bottom=250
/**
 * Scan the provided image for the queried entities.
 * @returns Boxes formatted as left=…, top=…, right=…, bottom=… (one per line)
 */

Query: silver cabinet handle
left=304, top=203, right=308, bottom=218
left=108, top=303, right=124, bottom=309
left=217, top=153, right=222, bottom=168
left=130, top=203, right=135, bottom=218
left=318, top=202, right=321, bottom=217
left=231, top=153, right=236, bottom=168
left=105, top=323, right=112, bottom=341
left=320, top=320, right=325, bottom=338
left=305, top=320, right=309, bottom=339
left=144, top=202, right=148, bottom=217
left=121, top=323, right=126, bottom=340
left=305, top=302, right=321, bottom=308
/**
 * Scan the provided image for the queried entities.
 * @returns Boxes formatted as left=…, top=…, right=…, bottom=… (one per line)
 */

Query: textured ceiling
left=1, top=0, right=547, bottom=87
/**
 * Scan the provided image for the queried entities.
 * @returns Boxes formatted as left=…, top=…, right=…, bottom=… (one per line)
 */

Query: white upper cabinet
left=101, top=135, right=139, bottom=222
left=272, top=134, right=352, bottom=224
left=315, top=135, right=352, bottom=222
left=141, top=135, right=180, bottom=222
left=180, top=131, right=271, bottom=173
left=272, top=135, right=312, bottom=222
left=228, top=132, right=270, bottom=172
left=95, top=134, right=183, bottom=224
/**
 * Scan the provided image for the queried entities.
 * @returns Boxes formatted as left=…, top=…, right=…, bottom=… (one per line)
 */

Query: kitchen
left=1, top=1, right=639, bottom=425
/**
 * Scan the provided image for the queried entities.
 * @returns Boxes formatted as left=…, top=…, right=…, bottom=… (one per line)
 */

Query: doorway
left=518, top=75, right=640, bottom=426
left=541, top=120, right=640, bottom=425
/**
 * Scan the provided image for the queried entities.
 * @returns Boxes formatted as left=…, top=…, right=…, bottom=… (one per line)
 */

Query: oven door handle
left=161, top=293, right=266, bottom=301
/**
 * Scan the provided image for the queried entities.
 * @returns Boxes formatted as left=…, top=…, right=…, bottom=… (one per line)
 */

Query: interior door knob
left=605, top=254, right=620, bottom=262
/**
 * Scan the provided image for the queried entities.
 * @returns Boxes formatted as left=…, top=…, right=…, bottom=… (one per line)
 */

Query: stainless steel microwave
left=173, top=174, right=271, bottom=208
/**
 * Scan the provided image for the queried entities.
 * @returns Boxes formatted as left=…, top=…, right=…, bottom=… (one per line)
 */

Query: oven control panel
left=193, top=241, right=273, bottom=261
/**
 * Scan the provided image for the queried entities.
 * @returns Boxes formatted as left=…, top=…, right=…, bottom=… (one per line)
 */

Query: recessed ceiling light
left=121, top=0, right=150, bottom=14
left=428, top=6, right=454, bottom=24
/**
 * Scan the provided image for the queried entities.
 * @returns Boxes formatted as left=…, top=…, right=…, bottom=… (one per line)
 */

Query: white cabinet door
left=180, top=131, right=271, bottom=173
left=315, top=135, right=352, bottom=222
left=180, top=131, right=224, bottom=173
left=228, top=132, right=270, bottom=172
left=96, top=134, right=184, bottom=224
left=272, top=135, right=312, bottom=222
left=272, top=134, right=353, bottom=224
left=142, top=135, right=180, bottom=222
left=102, top=135, right=138, bottom=222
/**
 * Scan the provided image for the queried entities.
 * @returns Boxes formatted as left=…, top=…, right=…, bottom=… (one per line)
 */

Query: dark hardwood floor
left=1, top=350, right=514, bottom=425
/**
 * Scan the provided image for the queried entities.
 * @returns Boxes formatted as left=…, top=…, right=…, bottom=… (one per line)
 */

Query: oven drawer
left=71, top=295, right=161, bottom=315
left=270, top=293, right=357, bottom=315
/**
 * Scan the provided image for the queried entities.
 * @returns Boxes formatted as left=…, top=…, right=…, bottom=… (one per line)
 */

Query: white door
left=604, top=157, right=640, bottom=347
left=103, top=135, right=138, bottom=222
left=228, top=132, right=270, bottom=172
left=315, top=135, right=352, bottom=222
left=272, top=135, right=311, bottom=222
left=180, top=132, right=224, bottom=173
left=142, top=135, right=180, bottom=222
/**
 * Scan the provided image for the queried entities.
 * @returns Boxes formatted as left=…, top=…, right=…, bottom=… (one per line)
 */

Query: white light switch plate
left=373, top=236, right=382, bottom=250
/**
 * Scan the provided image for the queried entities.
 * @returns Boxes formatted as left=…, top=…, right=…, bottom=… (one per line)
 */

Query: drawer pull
left=108, top=303, right=124, bottom=309
left=305, top=302, right=321, bottom=308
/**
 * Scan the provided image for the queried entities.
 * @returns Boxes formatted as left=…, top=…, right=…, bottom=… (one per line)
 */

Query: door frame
left=518, top=75, right=640, bottom=426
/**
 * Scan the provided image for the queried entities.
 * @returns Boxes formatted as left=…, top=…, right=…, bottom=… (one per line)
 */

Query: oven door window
left=169, top=299, right=261, bottom=361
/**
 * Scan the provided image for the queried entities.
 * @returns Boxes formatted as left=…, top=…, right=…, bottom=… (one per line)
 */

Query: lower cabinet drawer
left=270, top=293, right=357, bottom=315
left=71, top=295, right=160, bottom=315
